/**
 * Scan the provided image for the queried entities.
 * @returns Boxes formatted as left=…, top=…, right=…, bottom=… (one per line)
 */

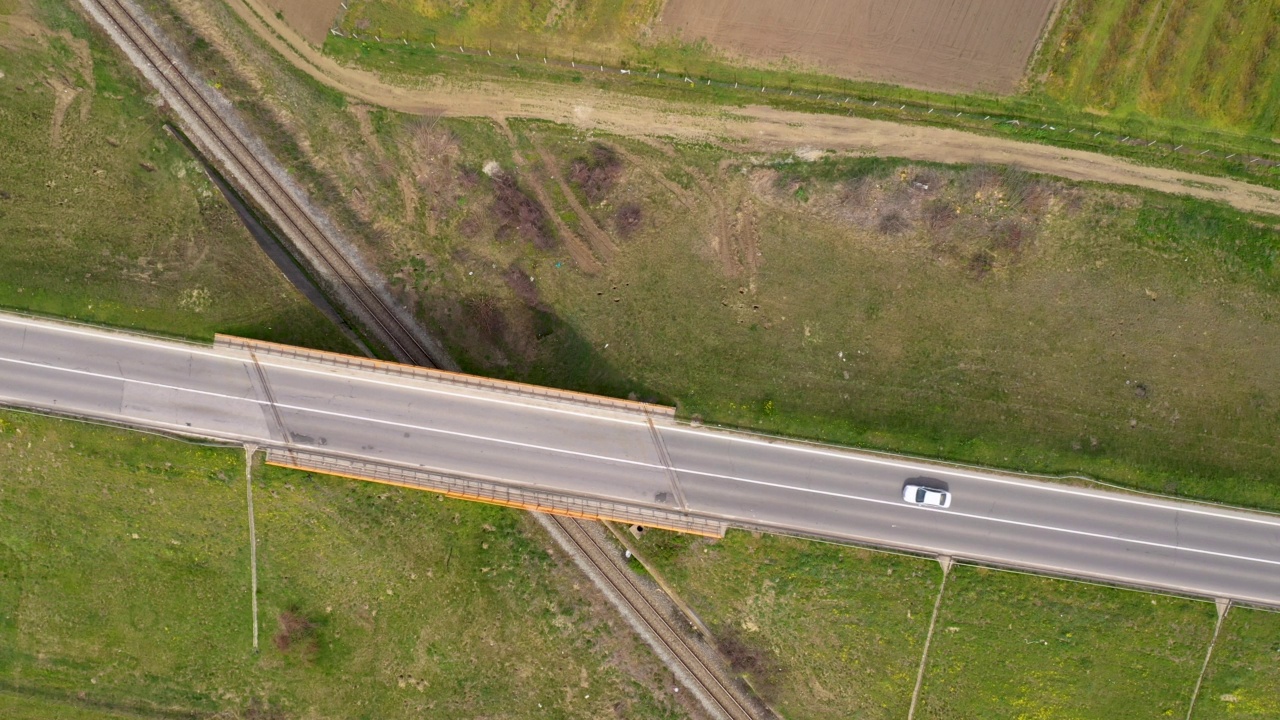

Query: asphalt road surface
left=3, top=312, right=1279, bottom=606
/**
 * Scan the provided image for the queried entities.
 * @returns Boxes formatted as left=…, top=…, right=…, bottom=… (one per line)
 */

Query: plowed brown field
left=659, top=0, right=1059, bottom=93
left=261, top=0, right=342, bottom=45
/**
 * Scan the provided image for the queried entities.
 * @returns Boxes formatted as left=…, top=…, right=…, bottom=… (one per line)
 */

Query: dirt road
left=223, top=0, right=1280, bottom=218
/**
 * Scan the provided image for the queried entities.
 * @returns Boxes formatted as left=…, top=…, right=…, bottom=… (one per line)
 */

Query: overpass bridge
left=4, top=311, right=1280, bottom=607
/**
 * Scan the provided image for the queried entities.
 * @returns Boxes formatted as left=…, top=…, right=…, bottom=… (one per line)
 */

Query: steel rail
left=548, top=515, right=760, bottom=720
left=88, top=0, right=440, bottom=368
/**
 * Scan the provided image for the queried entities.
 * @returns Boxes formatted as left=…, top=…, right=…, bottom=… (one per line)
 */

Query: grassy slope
left=627, top=528, right=1262, bottom=720
left=918, top=567, right=1218, bottom=719
left=629, top=529, right=940, bottom=720
left=0, top=0, right=353, bottom=351
left=0, top=692, right=147, bottom=720
left=1192, top=608, right=1280, bottom=719
left=0, top=411, right=684, bottom=718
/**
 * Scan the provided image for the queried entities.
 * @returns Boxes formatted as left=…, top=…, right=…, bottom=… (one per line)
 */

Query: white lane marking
left=6, top=327, right=1280, bottom=533
left=10, top=356, right=1275, bottom=572
left=6, top=354, right=1280, bottom=569
left=0, top=356, right=264, bottom=404
left=660, top=425, right=1280, bottom=528
left=271, top=401, right=666, bottom=472
left=673, top=466, right=1280, bottom=568
left=0, top=314, right=649, bottom=428
left=0, top=355, right=665, bottom=471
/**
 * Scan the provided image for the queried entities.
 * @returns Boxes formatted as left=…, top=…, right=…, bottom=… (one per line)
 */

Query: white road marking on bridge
left=0, top=354, right=663, bottom=470
left=0, top=355, right=265, bottom=403
left=0, top=314, right=651, bottom=427
left=272, top=401, right=665, bottom=471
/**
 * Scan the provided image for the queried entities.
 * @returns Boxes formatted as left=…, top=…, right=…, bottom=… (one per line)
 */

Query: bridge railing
left=216, top=335, right=675, bottom=419
left=269, top=449, right=726, bottom=538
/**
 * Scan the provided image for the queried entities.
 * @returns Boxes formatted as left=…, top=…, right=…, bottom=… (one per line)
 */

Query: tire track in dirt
left=530, top=138, right=618, bottom=263
left=684, top=163, right=751, bottom=279
left=220, top=0, right=1280, bottom=219
left=605, top=143, right=697, bottom=210
left=493, top=120, right=601, bottom=272
left=526, top=172, right=602, bottom=273
left=46, top=77, right=81, bottom=148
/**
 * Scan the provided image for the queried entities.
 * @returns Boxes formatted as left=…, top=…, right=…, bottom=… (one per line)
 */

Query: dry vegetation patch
left=491, top=172, right=555, bottom=249
left=273, top=608, right=320, bottom=657
left=568, top=143, right=624, bottom=204
left=756, top=160, right=1076, bottom=280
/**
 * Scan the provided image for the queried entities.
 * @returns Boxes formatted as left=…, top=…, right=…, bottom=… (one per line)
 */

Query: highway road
left=3, top=311, right=1280, bottom=607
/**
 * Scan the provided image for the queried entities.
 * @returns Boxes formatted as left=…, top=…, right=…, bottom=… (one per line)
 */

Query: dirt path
left=529, top=138, right=618, bottom=263
left=224, top=0, right=1280, bottom=218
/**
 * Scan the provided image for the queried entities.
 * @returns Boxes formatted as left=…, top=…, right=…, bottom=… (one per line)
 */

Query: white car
left=902, top=483, right=951, bottom=508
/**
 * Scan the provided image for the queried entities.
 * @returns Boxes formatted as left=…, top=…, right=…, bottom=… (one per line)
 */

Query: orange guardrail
left=268, top=449, right=725, bottom=538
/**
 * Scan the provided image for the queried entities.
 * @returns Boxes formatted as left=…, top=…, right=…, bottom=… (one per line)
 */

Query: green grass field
left=627, top=529, right=1280, bottom=720
left=628, top=530, right=939, bottom=719
left=0, top=0, right=355, bottom=352
left=0, top=691, right=149, bottom=720
left=1192, top=608, right=1280, bottom=719
left=917, top=566, right=1219, bottom=718
left=1036, top=0, right=1280, bottom=138
left=0, top=410, right=685, bottom=718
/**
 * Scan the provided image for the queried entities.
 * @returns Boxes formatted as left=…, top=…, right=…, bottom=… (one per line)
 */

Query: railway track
left=547, top=515, right=761, bottom=720
left=82, top=0, right=445, bottom=369
left=82, top=2, right=764, bottom=716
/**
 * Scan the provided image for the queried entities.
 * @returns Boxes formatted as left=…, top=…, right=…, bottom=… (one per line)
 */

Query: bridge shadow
left=449, top=303, right=671, bottom=409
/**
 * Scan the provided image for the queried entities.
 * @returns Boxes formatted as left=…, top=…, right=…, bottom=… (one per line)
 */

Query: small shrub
left=924, top=199, right=957, bottom=230
left=716, top=627, right=781, bottom=699
left=491, top=174, right=554, bottom=249
left=568, top=143, right=623, bottom=203
left=877, top=211, right=912, bottom=235
left=614, top=202, right=644, bottom=236
left=968, top=250, right=995, bottom=279
left=274, top=609, right=318, bottom=657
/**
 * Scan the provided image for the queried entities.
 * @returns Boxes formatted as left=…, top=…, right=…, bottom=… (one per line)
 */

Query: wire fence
left=328, top=29, right=1280, bottom=178
left=272, top=448, right=727, bottom=537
